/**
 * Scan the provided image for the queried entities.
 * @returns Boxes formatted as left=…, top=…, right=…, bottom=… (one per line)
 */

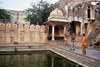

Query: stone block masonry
left=0, top=23, right=47, bottom=44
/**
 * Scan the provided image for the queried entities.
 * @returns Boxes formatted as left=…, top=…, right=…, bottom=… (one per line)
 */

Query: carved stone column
left=51, top=24, right=55, bottom=41
left=81, top=23, right=83, bottom=35
left=63, top=24, right=67, bottom=40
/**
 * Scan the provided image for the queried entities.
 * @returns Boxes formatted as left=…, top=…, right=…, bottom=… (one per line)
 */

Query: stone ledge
left=50, top=45, right=100, bottom=67
left=0, top=45, right=99, bottom=67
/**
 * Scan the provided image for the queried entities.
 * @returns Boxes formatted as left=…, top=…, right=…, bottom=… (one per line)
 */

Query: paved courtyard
left=55, top=44, right=100, bottom=61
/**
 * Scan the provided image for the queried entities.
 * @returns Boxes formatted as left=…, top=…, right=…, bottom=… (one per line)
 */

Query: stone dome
left=49, top=8, right=63, bottom=17
left=47, top=8, right=68, bottom=22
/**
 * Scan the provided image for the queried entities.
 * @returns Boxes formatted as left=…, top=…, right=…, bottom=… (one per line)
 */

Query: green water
left=0, top=51, right=82, bottom=67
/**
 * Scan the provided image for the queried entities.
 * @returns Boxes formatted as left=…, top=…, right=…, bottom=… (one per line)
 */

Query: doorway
left=70, top=21, right=76, bottom=35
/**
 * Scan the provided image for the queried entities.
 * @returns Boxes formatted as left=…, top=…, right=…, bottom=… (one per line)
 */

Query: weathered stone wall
left=88, top=20, right=100, bottom=46
left=0, top=23, right=46, bottom=44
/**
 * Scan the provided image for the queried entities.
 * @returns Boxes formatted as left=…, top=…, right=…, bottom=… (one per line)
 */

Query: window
left=87, top=6, right=91, bottom=18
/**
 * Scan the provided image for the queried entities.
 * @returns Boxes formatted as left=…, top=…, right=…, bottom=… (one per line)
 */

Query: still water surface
left=0, top=51, right=82, bottom=67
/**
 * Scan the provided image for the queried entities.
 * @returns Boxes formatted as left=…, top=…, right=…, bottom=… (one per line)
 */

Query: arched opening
left=87, top=6, right=91, bottom=18
left=55, top=25, right=64, bottom=40
left=70, top=21, right=76, bottom=35
left=48, top=25, right=64, bottom=40
left=55, top=26, right=60, bottom=37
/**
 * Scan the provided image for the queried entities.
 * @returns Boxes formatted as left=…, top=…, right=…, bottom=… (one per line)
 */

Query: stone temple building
left=60, top=0, right=99, bottom=35
left=45, top=0, right=99, bottom=41
left=45, top=0, right=100, bottom=46
left=0, top=0, right=99, bottom=47
left=45, top=8, right=68, bottom=41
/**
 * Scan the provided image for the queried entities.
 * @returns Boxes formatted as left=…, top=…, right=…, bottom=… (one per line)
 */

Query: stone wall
left=0, top=23, right=46, bottom=44
left=88, top=20, right=100, bottom=46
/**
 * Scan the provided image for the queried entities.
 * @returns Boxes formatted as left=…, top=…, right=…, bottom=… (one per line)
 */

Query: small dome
left=50, top=8, right=63, bottom=17
left=47, top=8, right=68, bottom=22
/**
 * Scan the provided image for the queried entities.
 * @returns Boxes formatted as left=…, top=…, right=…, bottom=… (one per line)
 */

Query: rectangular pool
left=0, top=51, right=83, bottom=67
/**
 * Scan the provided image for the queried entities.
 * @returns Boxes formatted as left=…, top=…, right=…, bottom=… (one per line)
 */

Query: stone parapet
left=0, top=23, right=46, bottom=44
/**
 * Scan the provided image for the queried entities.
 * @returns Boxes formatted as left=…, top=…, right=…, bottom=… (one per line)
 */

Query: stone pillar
left=87, top=23, right=91, bottom=35
left=51, top=24, right=55, bottom=41
left=64, top=25, right=67, bottom=40
left=81, top=23, right=83, bottom=35
left=51, top=57, right=54, bottom=67
left=65, top=5, right=68, bottom=18
left=76, top=24, right=78, bottom=35
left=82, top=23, right=86, bottom=35
left=91, top=7, right=95, bottom=19
left=4, top=24, right=6, bottom=44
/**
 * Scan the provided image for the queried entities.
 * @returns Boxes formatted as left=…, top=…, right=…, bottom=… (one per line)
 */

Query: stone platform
left=0, top=44, right=100, bottom=67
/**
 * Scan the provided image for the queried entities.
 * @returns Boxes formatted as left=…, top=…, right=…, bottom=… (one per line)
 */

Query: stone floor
left=55, top=44, right=100, bottom=61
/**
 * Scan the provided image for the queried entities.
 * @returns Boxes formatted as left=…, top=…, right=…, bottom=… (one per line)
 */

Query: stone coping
left=50, top=45, right=100, bottom=67
left=0, top=45, right=100, bottom=67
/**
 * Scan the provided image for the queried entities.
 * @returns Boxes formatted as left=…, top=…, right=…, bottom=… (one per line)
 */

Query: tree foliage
left=26, top=0, right=57, bottom=25
left=0, top=9, right=11, bottom=23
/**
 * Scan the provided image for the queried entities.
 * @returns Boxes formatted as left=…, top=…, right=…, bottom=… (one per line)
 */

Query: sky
left=0, top=0, right=59, bottom=11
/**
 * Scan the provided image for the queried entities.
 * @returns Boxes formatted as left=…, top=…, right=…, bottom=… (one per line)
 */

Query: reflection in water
left=0, top=51, right=82, bottom=67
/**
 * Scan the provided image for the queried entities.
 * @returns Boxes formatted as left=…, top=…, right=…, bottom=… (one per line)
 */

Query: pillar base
left=52, top=37, right=55, bottom=41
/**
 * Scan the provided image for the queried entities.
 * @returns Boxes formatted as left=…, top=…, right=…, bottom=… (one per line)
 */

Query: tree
left=26, top=0, right=56, bottom=25
left=0, top=9, right=11, bottom=23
